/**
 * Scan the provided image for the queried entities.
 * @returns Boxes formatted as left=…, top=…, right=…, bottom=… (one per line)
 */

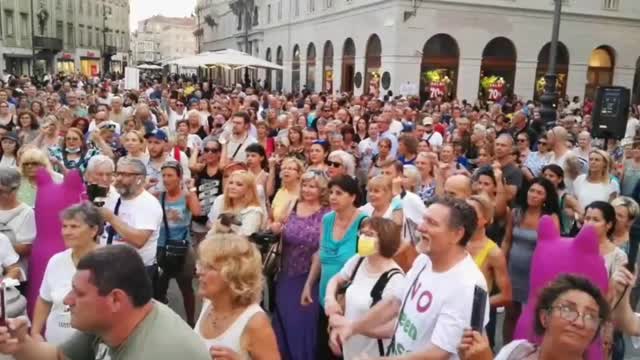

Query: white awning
left=164, top=49, right=284, bottom=70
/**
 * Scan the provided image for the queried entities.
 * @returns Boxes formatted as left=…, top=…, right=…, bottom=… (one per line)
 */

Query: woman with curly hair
left=195, top=233, right=280, bottom=359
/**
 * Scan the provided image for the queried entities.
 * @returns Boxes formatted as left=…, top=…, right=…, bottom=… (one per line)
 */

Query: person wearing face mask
left=98, top=158, right=164, bottom=289
left=48, top=127, right=99, bottom=175
left=325, top=217, right=404, bottom=359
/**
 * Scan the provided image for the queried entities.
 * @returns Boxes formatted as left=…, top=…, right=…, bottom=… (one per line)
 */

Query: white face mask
left=66, top=147, right=81, bottom=154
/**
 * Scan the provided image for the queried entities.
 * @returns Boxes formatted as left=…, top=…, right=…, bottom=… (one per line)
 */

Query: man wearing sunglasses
left=99, top=158, right=163, bottom=291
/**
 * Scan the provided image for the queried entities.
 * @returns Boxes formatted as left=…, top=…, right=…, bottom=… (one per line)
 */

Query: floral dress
left=48, top=146, right=100, bottom=174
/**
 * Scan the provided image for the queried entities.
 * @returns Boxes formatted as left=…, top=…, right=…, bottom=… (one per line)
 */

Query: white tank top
left=195, top=301, right=263, bottom=359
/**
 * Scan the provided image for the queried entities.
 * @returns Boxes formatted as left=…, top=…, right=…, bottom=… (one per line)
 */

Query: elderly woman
left=327, top=150, right=356, bottom=180
left=273, top=171, right=330, bottom=360
left=459, top=274, right=609, bottom=360
left=48, top=127, right=100, bottom=175
left=30, top=202, right=101, bottom=344
left=610, top=196, right=639, bottom=254
left=195, top=233, right=280, bottom=359
left=17, top=146, right=64, bottom=208
left=0, top=167, right=36, bottom=297
left=270, top=157, right=304, bottom=228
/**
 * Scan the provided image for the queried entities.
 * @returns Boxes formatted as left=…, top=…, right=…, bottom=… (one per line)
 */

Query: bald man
left=444, top=174, right=472, bottom=199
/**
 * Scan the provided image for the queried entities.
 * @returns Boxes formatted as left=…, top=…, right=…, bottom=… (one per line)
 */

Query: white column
left=514, top=60, right=537, bottom=101
left=566, top=64, right=588, bottom=99
left=387, top=55, right=420, bottom=98
left=458, top=58, right=482, bottom=102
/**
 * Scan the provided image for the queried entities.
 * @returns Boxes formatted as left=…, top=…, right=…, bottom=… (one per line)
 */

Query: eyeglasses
left=203, top=147, right=220, bottom=153
left=114, top=171, right=143, bottom=178
left=548, top=304, right=601, bottom=329
left=328, top=160, right=343, bottom=168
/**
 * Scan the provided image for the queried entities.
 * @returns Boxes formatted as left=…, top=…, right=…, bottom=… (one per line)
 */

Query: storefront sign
left=61, top=53, right=74, bottom=60
left=429, top=82, right=446, bottom=99
left=488, top=83, right=505, bottom=101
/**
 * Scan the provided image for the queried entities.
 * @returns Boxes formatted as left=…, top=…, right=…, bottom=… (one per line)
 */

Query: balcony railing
left=33, top=37, right=63, bottom=51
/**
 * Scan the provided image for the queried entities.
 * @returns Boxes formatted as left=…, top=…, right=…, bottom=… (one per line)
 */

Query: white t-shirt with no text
left=39, top=248, right=79, bottom=345
left=340, top=255, right=404, bottom=359
left=0, top=204, right=36, bottom=278
left=572, top=174, right=620, bottom=210
left=101, top=191, right=163, bottom=266
left=389, top=254, right=489, bottom=358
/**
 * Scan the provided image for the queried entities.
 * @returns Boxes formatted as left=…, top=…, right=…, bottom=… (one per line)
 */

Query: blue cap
left=144, top=129, right=168, bottom=142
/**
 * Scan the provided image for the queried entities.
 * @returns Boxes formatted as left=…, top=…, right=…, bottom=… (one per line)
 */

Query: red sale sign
left=429, top=83, right=446, bottom=99
left=488, top=83, right=504, bottom=101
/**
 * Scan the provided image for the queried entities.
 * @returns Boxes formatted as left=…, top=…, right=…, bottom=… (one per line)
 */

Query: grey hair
left=117, top=157, right=147, bottom=177
left=61, top=202, right=104, bottom=240
left=328, top=150, right=356, bottom=177
left=0, top=167, right=21, bottom=190
left=86, top=155, right=115, bottom=174
left=403, top=165, right=422, bottom=193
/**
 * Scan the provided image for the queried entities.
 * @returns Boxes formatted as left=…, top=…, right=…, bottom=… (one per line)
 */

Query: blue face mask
left=66, top=147, right=81, bottom=154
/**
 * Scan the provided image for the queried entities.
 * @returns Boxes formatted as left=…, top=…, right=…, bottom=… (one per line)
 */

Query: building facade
left=130, top=16, right=197, bottom=65
left=199, top=0, right=640, bottom=102
left=0, top=0, right=130, bottom=78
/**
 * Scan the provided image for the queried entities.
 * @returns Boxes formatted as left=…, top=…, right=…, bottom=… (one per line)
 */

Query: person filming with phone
left=330, top=197, right=489, bottom=359
left=0, top=245, right=211, bottom=360
left=98, top=158, right=163, bottom=288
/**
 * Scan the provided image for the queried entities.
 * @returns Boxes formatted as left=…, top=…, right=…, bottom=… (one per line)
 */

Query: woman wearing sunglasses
left=327, top=150, right=356, bottom=180
left=189, top=140, right=224, bottom=245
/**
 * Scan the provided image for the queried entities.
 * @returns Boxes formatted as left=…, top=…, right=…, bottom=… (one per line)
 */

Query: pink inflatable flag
left=513, top=215, right=608, bottom=360
left=26, top=169, right=85, bottom=317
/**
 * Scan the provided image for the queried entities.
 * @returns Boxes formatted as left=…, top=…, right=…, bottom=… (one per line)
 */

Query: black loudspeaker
left=592, top=86, right=630, bottom=140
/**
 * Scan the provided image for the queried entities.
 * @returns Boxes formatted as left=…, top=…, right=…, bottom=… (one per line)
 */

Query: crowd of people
left=0, top=71, right=639, bottom=359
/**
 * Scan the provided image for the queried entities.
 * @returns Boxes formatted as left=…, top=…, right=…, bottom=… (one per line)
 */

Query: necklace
left=209, top=306, right=243, bottom=327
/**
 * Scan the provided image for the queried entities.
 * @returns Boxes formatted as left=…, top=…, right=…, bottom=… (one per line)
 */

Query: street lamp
left=539, top=0, right=563, bottom=130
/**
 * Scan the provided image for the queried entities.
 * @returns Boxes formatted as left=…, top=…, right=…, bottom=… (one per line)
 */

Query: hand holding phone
left=470, top=285, right=488, bottom=333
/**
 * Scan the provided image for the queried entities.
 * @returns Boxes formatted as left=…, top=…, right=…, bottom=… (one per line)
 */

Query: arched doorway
left=306, top=43, right=316, bottom=91
left=276, top=46, right=283, bottom=92
left=633, top=57, right=640, bottom=105
left=479, top=37, right=517, bottom=101
left=323, top=41, right=334, bottom=93
left=265, top=48, right=272, bottom=91
left=292, top=45, right=301, bottom=93
left=585, top=45, right=615, bottom=100
left=420, top=33, right=459, bottom=102
left=534, top=42, right=569, bottom=101
left=341, top=38, right=356, bottom=93
left=364, top=34, right=382, bottom=96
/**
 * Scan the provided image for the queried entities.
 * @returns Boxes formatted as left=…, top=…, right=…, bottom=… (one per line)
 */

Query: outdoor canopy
left=164, top=49, right=284, bottom=70
left=136, top=64, right=163, bottom=70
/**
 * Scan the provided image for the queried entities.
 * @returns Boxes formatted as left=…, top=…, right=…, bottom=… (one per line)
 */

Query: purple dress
left=273, top=206, right=329, bottom=360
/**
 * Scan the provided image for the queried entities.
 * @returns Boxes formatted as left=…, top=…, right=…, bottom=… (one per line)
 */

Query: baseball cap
left=1, top=131, right=19, bottom=144
left=422, top=117, right=434, bottom=126
left=144, top=129, right=168, bottom=142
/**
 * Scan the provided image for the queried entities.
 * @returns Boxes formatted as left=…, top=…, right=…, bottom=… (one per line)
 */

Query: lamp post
left=539, top=0, right=563, bottom=130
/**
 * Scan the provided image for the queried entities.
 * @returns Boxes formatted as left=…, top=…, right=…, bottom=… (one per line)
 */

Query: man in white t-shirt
left=99, top=158, right=163, bottom=281
left=332, top=197, right=489, bottom=359
left=422, top=117, right=443, bottom=150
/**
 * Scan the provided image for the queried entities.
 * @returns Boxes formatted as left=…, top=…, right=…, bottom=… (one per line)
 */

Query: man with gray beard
left=98, top=158, right=163, bottom=286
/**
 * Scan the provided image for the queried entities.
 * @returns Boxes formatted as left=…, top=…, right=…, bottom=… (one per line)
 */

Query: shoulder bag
left=156, top=192, right=189, bottom=276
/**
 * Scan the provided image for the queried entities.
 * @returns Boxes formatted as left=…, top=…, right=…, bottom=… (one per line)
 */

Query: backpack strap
left=349, top=256, right=365, bottom=283
left=106, top=197, right=122, bottom=245
left=370, top=268, right=403, bottom=356
left=160, top=192, right=172, bottom=244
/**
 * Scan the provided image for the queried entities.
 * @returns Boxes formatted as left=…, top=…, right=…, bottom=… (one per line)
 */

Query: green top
left=60, top=302, right=210, bottom=360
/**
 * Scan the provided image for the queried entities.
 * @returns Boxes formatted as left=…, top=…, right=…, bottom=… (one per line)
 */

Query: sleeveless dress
left=195, top=301, right=263, bottom=360
left=272, top=206, right=329, bottom=360
left=507, top=209, right=539, bottom=304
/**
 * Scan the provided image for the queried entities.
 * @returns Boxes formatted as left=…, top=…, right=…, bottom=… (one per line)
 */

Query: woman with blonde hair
left=207, top=170, right=265, bottom=236
left=414, top=152, right=437, bottom=202
left=273, top=171, right=330, bottom=359
left=122, top=130, right=148, bottom=163
left=270, top=157, right=304, bottom=229
left=610, top=196, right=640, bottom=254
left=17, top=146, right=63, bottom=207
left=573, top=149, right=619, bottom=210
left=33, top=115, right=61, bottom=151
left=359, top=175, right=403, bottom=225
left=195, top=233, right=280, bottom=359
